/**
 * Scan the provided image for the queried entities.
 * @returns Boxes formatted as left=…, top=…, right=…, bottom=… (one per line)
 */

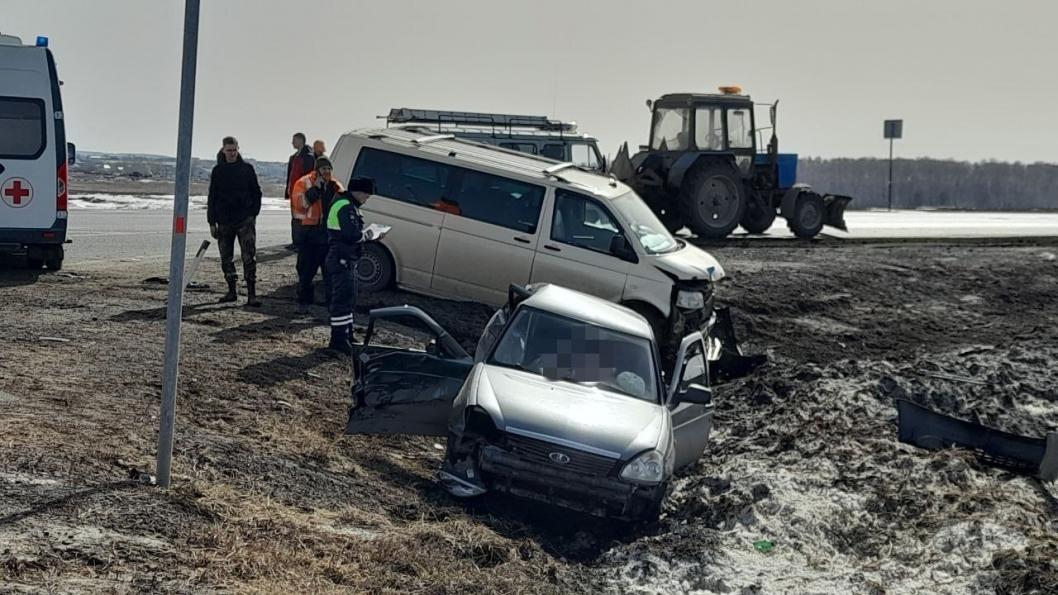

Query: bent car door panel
left=667, top=332, right=713, bottom=469
left=347, top=306, right=473, bottom=436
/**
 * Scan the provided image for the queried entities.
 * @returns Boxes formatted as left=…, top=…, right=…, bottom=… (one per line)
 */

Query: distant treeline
left=798, top=157, right=1058, bottom=210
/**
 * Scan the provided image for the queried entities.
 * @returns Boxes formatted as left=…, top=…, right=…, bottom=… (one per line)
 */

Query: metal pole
left=157, top=0, right=201, bottom=489
left=887, top=137, right=894, bottom=212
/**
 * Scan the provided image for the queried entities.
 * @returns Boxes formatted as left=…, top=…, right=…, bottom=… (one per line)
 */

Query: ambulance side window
left=0, top=97, right=46, bottom=158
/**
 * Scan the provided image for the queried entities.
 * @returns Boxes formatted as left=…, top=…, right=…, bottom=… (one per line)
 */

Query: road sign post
left=884, top=120, right=903, bottom=212
left=156, top=0, right=201, bottom=488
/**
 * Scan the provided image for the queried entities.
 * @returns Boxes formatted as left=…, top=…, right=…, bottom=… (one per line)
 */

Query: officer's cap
left=347, top=176, right=376, bottom=194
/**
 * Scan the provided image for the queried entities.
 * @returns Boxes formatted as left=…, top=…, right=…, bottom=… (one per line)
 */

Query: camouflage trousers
left=216, top=217, right=257, bottom=285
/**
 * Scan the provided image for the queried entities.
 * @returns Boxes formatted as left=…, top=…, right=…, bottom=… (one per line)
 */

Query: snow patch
left=68, top=193, right=287, bottom=211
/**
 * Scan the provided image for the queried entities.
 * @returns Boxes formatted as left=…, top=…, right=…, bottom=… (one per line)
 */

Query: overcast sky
left=4, top=0, right=1055, bottom=163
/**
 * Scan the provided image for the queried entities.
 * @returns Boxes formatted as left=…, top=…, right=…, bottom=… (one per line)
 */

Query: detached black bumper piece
left=478, top=445, right=663, bottom=521
left=709, top=307, right=767, bottom=384
left=896, top=399, right=1058, bottom=481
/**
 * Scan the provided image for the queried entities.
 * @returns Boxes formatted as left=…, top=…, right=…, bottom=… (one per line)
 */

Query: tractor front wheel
left=740, top=195, right=777, bottom=234
left=787, top=192, right=825, bottom=238
left=679, top=163, right=745, bottom=239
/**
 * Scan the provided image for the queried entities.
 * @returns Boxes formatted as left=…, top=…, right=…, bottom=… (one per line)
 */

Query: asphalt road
left=64, top=210, right=294, bottom=264
left=58, top=209, right=1058, bottom=264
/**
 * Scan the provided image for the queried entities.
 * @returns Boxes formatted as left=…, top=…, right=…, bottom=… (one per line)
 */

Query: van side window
left=551, top=190, right=624, bottom=254
left=450, top=169, right=544, bottom=234
left=541, top=144, right=565, bottom=160
left=570, top=143, right=600, bottom=169
left=0, top=97, right=46, bottom=158
left=500, top=142, right=538, bottom=155
left=352, top=147, right=452, bottom=208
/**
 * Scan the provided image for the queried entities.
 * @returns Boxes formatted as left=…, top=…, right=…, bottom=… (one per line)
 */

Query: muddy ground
left=1, top=238, right=1057, bottom=594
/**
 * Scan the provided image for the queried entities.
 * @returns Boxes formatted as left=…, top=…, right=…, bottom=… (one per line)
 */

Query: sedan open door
left=667, top=331, right=715, bottom=470
left=346, top=306, right=474, bottom=436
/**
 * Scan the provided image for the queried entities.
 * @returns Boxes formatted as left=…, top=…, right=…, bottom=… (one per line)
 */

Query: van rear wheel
left=44, top=247, right=64, bottom=271
left=355, top=243, right=395, bottom=293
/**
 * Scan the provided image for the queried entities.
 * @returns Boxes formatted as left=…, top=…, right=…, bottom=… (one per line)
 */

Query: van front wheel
left=355, top=243, right=395, bottom=293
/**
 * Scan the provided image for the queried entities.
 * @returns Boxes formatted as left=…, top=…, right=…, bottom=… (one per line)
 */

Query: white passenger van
left=0, top=33, right=71, bottom=270
left=330, top=128, right=725, bottom=346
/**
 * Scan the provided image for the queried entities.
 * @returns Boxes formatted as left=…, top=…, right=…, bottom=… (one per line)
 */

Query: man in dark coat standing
left=207, top=136, right=263, bottom=306
left=285, top=132, right=315, bottom=250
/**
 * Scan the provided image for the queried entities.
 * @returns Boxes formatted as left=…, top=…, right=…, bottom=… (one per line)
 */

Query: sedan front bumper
left=477, top=445, right=664, bottom=520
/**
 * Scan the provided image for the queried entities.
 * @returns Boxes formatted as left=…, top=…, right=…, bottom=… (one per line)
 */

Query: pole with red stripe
left=157, top=0, right=200, bottom=488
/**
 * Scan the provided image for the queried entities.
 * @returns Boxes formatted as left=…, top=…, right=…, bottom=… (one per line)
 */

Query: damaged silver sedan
left=346, top=284, right=717, bottom=522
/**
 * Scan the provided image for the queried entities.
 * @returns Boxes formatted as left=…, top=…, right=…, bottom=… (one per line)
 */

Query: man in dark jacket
left=285, top=132, right=315, bottom=250
left=207, top=136, right=263, bottom=306
left=324, top=176, right=376, bottom=354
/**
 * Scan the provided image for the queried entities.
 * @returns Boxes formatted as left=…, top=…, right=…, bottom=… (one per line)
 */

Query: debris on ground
left=2, top=241, right=1057, bottom=593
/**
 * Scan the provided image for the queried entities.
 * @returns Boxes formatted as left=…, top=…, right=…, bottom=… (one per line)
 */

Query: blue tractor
left=611, top=87, right=851, bottom=239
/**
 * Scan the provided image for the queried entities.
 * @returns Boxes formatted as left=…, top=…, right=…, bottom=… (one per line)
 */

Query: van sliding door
left=431, top=169, right=545, bottom=305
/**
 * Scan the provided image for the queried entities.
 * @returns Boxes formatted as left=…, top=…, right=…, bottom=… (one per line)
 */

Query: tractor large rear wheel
left=679, top=163, right=745, bottom=239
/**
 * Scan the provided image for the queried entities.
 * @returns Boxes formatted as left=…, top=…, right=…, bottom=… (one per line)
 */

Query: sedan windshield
left=488, top=307, right=659, bottom=402
left=610, top=192, right=679, bottom=254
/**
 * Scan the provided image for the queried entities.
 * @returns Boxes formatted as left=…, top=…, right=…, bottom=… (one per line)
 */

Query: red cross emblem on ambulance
left=2, top=178, right=33, bottom=208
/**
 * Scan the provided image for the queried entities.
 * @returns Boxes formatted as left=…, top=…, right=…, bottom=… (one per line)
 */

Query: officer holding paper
left=324, top=176, right=387, bottom=354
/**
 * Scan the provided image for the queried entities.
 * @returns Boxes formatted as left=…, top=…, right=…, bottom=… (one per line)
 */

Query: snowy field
left=69, top=193, right=289, bottom=212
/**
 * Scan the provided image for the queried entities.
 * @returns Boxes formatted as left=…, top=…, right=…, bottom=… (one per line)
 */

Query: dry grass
left=177, top=481, right=563, bottom=594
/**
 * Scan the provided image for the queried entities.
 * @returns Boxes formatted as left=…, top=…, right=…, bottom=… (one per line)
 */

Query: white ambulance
left=0, top=33, right=71, bottom=270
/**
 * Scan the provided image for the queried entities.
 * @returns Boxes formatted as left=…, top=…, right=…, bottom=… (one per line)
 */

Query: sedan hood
left=653, top=243, right=725, bottom=282
left=476, top=365, right=668, bottom=460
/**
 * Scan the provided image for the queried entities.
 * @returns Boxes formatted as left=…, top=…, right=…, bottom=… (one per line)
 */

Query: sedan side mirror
left=609, top=235, right=637, bottom=263
left=676, top=383, right=712, bottom=405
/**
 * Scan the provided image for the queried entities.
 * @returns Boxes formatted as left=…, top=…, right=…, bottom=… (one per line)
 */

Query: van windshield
left=610, top=192, right=679, bottom=255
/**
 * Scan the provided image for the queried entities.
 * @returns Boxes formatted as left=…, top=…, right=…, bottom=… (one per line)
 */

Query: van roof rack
left=386, top=108, right=578, bottom=134
left=543, top=162, right=577, bottom=176
left=410, top=133, right=455, bottom=145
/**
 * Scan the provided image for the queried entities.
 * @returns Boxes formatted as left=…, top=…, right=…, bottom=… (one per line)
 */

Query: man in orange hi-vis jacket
left=290, top=157, right=344, bottom=312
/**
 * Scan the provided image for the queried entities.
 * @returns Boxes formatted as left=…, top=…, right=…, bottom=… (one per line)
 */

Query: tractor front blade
left=822, top=194, right=852, bottom=231
left=608, top=142, right=636, bottom=184
left=707, top=307, right=767, bottom=384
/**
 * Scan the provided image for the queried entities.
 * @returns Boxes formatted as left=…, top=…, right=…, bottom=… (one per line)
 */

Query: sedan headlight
left=620, top=450, right=667, bottom=484
left=676, top=290, right=705, bottom=310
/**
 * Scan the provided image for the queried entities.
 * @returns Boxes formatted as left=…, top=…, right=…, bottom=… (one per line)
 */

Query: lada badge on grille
left=548, top=452, right=571, bottom=465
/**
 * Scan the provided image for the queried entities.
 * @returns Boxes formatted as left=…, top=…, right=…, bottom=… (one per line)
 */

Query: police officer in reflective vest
left=325, top=177, right=376, bottom=354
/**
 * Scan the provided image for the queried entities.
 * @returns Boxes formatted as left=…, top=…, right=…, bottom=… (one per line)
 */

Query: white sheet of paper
left=364, top=223, right=392, bottom=241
